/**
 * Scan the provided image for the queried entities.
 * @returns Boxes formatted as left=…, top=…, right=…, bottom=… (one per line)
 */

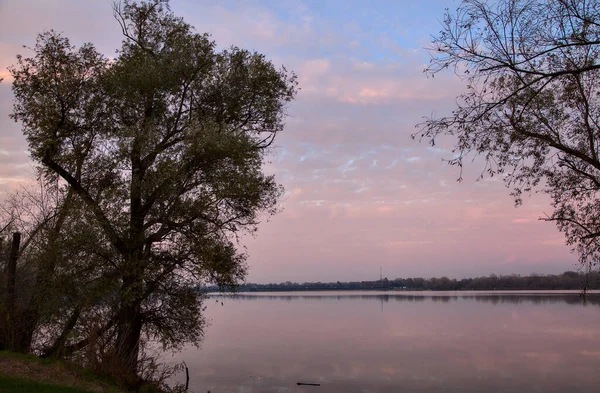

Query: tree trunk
left=114, top=302, right=143, bottom=386
left=42, top=306, right=82, bottom=358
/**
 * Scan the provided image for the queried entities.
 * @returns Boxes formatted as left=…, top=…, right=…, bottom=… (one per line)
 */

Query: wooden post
left=6, top=232, right=20, bottom=314
left=0, top=236, right=4, bottom=297
left=0, top=236, right=4, bottom=273
left=185, top=363, right=189, bottom=390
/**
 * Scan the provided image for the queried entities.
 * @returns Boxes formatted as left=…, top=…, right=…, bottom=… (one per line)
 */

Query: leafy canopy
left=6, top=0, right=297, bottom=382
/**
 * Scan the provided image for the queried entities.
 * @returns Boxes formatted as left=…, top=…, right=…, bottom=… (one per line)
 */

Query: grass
left=0, top=351, right=125, bottom=393
left=0, top=375, right=96, bottom=392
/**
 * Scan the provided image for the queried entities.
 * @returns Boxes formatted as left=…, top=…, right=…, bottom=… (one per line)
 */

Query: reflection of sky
left=0, top=0, right=579, bottom=282
left=168, top=293, right=600, bottom=393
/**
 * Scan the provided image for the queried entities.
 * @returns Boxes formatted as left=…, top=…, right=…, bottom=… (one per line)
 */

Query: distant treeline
left=205, top=271, right=600, bottom=292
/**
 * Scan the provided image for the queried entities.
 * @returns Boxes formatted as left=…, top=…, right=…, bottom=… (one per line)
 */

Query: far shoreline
left=202, top=271, right=600, bottom=293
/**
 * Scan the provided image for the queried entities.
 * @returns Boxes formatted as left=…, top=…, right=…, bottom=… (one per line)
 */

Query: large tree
left=8, top=0, right=297, bottom=384
left=416, top=0, right=600, bottom=278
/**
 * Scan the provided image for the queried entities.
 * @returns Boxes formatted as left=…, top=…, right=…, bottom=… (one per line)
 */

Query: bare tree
left=416, top=0, right=600, bottom=277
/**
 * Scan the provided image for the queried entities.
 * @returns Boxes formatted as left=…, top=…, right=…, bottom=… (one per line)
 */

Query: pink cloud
left=0, top=0, right=580, bottom=283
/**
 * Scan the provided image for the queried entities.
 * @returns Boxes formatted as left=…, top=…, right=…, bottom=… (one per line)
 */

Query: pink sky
left=0, top=0, right=578, bottom=283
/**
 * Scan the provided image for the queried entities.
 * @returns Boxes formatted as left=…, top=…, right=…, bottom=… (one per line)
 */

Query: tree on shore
left=0, top=182, right=99, bottom=355
left=415, top=0, right=600, bottom=276
left=7, top=0, right=297, bottom=385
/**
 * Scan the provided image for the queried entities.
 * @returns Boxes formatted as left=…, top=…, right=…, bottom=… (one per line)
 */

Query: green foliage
left=416, top=0, right=600, bottom=272
left=5, top=0, right=297, bottom=385
left=0, top=350, right=58, bottom=366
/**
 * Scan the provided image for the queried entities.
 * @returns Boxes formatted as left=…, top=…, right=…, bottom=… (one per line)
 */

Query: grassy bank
left=0, top=351, right=125, bottom=393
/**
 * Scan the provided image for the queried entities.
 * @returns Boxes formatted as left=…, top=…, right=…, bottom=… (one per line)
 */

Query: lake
left=168, top=291, right=600, bottom=393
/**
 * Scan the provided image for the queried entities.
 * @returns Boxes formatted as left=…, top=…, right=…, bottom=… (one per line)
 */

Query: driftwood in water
left=297, top=382, right=321, bottom=386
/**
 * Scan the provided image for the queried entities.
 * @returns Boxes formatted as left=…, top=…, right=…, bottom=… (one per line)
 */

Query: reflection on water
left=169, top=291, right=600, bottom=393
left=223, top=291, right=600, bottom=306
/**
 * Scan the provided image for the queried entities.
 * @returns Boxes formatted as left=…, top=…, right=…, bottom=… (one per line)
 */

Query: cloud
left=0, top=0, right=579, bottom=282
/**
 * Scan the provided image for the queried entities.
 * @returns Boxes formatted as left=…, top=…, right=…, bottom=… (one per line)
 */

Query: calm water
left=169, top=291, right=600, bottom=393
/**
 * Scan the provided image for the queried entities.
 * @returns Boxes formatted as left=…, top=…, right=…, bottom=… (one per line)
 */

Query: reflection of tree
left=210, top=293, right=600, bottom=306
left=431, top=296, right=454, bottom=303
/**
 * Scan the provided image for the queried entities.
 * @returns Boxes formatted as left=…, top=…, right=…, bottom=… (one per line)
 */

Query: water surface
left=169, top=291, right=600, bottom=393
